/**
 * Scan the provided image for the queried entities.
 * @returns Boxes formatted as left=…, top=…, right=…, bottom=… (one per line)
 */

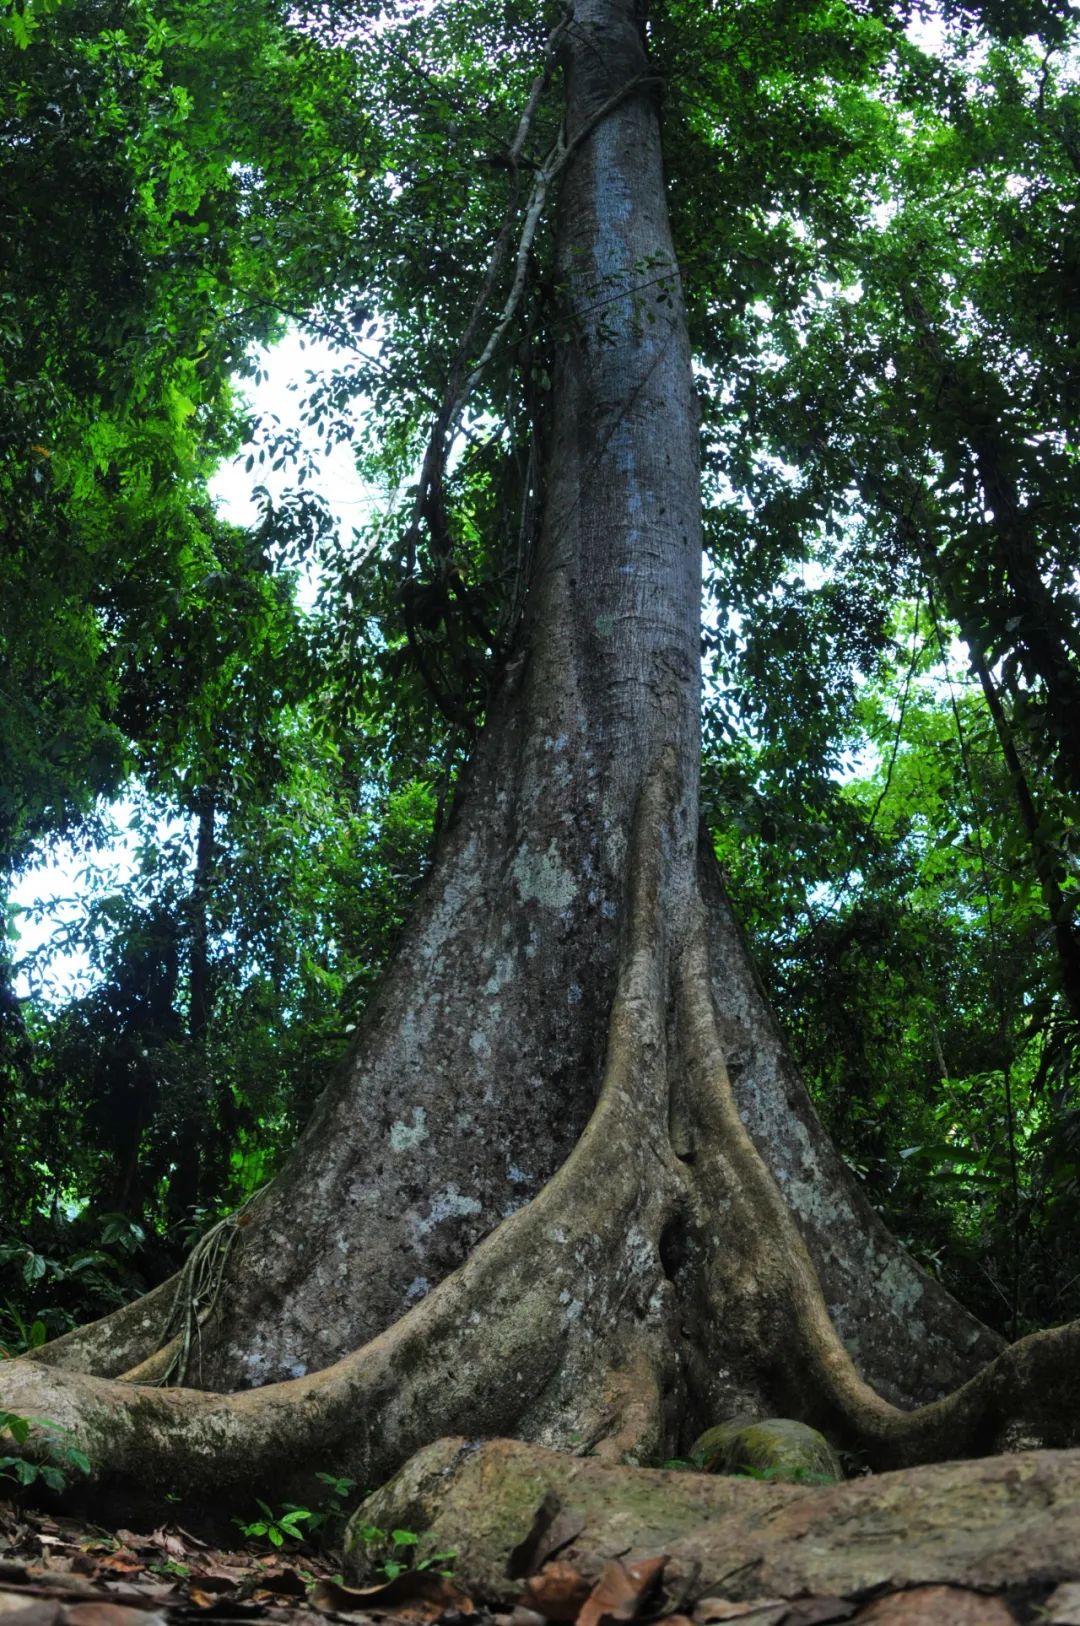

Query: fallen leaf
left=181, top=1599, right=264, bottom=1618
left=94, top=1556, right=143, bottom=1579
left=519, top=1561, right=593, bottom=1621
left=184, top=1576, right=240, bottom=1597
left=2, top=1575, right=97, bottom=1599
left=310, top=1572, right=472, bottom=1622
left=577, top=1557, right=668, bottom=1626
left=692, top=1603, right=788, bottom=1624
left=783, top=1601, right=855, bottom=1625
left=852, top=1588, right=1014, bottom=1624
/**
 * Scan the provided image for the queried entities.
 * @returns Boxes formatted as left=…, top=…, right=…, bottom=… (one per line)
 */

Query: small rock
left=690, top=1419, right=842, bottom=1483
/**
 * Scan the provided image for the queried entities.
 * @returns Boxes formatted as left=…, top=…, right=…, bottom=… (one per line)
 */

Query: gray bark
left=696, top=849, right=1002, bottom=1412
left=175, top=0, right=703, bottom=1395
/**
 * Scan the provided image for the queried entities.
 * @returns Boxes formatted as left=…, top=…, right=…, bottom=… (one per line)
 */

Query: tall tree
left=6, top=0, right=1080, bottom=1521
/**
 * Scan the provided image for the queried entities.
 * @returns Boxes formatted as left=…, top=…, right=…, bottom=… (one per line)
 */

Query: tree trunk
left=5, top=0, right=1077, bottom=1514
left=166, top=787, right=217, bottom=1227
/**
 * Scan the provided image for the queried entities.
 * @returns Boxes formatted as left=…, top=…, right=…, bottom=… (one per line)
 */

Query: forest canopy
left=2, top=0, right=1079, bottom=1369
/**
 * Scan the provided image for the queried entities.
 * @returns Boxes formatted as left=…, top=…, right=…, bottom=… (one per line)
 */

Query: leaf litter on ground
left=0, top=1498, right=1062, bottom=1626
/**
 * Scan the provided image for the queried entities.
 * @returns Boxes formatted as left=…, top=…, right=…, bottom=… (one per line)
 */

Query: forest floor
left=3, top=1494, right=1080, bottom=1626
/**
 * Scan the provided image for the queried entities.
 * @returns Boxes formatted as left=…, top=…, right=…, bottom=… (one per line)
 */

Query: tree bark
left=6, top=0, right=1074, bottom=1513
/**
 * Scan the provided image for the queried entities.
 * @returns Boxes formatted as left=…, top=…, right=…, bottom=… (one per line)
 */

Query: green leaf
left=1, top=1413, right=31, bottom=1445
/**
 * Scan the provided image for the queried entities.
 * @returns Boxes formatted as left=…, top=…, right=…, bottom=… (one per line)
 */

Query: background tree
left=0, top=0, right=388, bottom=1310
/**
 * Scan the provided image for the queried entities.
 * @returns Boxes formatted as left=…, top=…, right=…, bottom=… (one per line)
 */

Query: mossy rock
left=690, top=1417, right=842, bottom=1483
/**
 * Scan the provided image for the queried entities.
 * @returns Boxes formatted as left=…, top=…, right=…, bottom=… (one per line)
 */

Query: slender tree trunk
left=188, top=788, right=215, bottom=1048
left=166, top=788, right=217, bottom=1226
left=8, top=0, right=1080, bottom=1512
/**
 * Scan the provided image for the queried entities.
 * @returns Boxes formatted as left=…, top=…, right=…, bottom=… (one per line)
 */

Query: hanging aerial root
left=147, top=1187, right=268, bottom=1387
left=0, top=758, right=687, bottom=1509
left=676, top=912, right=1080, bottom=1466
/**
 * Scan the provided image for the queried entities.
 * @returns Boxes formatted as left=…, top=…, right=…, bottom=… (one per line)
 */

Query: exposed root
left=24, top=1190, right=267, bottom=1387
left=120, top=1335, right=182, bottom=1384
left=695, top=836, right=1004, bottom=1406
left=581, top=1337, right=671, bottom=1467
left=7, top=760, right=1080, bottom=1505
left=677, top=914, right=902, bottom=1441
left=0, top=759, right=687, bottom=1505
left=677, top=911, right=1080, bottom=1466
left=345, top=1435, right=1080, bottom=1605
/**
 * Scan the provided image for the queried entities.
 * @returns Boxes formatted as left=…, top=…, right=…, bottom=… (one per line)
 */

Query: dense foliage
left=1, top=0, right=1078, bottom=1349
